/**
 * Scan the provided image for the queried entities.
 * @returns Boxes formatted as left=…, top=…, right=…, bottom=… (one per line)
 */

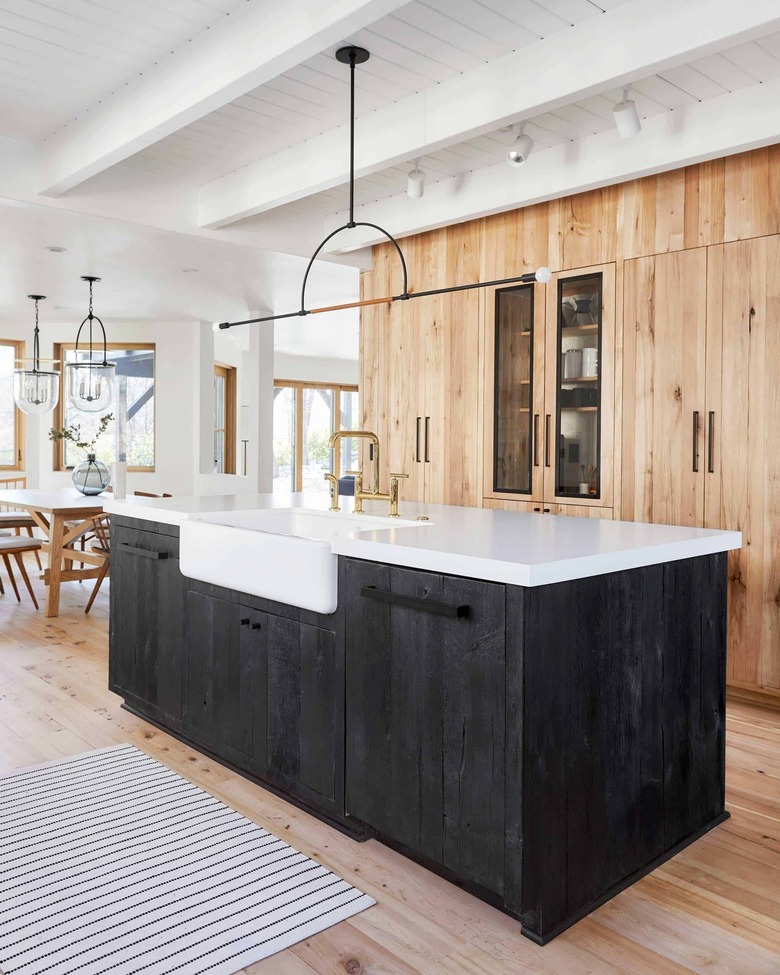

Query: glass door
left=488, top=284, right=544, bottom=498
left=548, top=269, right=612, bottom=502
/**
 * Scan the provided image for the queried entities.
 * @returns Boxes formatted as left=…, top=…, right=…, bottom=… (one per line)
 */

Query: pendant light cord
left=348, top=49, right=356, bottom=228
left=32, top=298, right=40, bottom=373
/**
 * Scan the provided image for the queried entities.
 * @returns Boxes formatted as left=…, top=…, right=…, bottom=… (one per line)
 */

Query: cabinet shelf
left=560, top=376, right=598, bottom=384
left=561, top=323, right=598, bottom=334
left=561, top=406, right=598, bottom=413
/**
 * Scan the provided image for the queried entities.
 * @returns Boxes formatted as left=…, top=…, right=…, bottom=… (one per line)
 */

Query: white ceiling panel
left=124, top=0, right=627, bottom=181
left=0, top=0, right=247, bottom=141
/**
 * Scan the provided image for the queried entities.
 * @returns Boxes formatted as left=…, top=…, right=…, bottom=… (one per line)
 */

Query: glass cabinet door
left=554, top=272, right=603, bottom=499
left=492, top=285, right=535, bottom=494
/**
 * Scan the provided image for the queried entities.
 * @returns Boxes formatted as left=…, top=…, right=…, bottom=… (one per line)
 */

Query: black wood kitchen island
left=108, top=502, right=737, bottom=944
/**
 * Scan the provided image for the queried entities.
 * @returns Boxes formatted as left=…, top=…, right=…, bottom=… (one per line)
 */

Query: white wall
left=274, top=352, right=358, bottom=385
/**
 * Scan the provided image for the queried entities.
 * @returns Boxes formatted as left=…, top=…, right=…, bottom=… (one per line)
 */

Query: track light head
left=507, top=123, right=533, bottom=167
left=612, top=87, right=641, bottom=138
left=407, top=159, right=425, bottom=198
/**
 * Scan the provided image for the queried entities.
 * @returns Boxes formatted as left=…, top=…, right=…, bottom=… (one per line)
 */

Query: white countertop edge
left=330, top=531, right=741, bottom=587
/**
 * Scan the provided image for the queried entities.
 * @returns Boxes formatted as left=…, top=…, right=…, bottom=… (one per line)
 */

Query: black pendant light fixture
left=218, top=46, right=551, bottom=331
left=66, top=276, right=115, bottom=413
left=13, top=295, right=60, bottom=415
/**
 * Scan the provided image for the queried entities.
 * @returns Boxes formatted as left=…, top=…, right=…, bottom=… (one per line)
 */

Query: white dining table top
left=0, top=489, right=105, bottom=513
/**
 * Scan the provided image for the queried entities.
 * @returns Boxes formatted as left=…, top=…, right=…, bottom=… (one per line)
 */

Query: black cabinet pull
left=251, top=622, right=262, bottom=630
left=424, top=416, right=431, bottom=463
left=533, top=506, right=541, bottom=512
left=117, top=543, right=169, bottom=560
left=533, top=413, right=540, bottom=467
left=707, top=411, right=715, bottom=473
left=360, top=586, right=469, bottom=618
left=240, top=617, right=250, bottom=626
left=692, top=410, right=699, bottom=472
left=415, top=416, right=421, bottom=463
left=543, top=507, right=551, bottom=513
left=544, top=414, right=551, bottom=468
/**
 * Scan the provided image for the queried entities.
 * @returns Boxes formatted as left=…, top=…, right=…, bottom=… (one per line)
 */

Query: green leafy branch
left=49, top=413, right=114, bottom=454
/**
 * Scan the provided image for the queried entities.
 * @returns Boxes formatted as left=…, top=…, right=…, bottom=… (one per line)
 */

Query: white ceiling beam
left=198, top=0, right=780, bottom=229
left=38, top=0, right=408, bottom=197
left=318, top=78, right=780, bottom=254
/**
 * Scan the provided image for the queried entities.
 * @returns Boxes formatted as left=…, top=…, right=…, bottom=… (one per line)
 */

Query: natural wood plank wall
left=361, top=145, right=780, bottom=699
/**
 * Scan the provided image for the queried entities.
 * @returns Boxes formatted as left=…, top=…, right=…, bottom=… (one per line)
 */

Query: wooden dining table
left=0, top=489, right=105, bottom=617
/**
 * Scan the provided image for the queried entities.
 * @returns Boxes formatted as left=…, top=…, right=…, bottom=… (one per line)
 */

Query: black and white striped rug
left=0, top=744, right=374, bottom=975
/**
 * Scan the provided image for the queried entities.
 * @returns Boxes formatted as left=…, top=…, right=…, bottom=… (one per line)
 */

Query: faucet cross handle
left=388, top=472, right=409, bottom=518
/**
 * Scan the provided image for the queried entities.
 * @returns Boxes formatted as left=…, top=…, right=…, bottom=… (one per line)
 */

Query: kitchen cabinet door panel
left=622, top=250, right=707, bottom=527
left=705, top=236, right=780, bottom=691
left=184, top=592, right=264, bottom=763
left=109, top=524, right=184, bottom=723
left=265, top=615, right=340, bottom=805
left=345, top=559, right=506, bottom=896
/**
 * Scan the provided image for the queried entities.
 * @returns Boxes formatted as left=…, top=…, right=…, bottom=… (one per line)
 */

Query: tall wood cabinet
left=361, top=226, right=482, bottom=506
left=622, top=237, right=780, bottom=691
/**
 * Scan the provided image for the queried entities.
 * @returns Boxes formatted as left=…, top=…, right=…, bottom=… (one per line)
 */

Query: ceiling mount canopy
left=13, top=294, right=60, bottom=415
left=218, top=48, right=551, bottom=330
left=65, top=275, right=116, bottom=413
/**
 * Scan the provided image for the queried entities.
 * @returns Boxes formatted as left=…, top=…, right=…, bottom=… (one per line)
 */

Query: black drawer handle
left=360, top=586, right=469, bottom=618
left=251, top=622, right=262, bottom=630
left=240, top=617, right=250, bottom=626
left=117, top=543, right=169, bottom=560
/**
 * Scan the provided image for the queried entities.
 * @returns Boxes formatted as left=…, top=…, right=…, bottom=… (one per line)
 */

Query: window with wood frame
left=0, top=339, right=25, bottom=470
left=214, top=363, right=237, bottom=474
left=272, top=380, right=359, bottom=493
left=53, top=343, right=155, bottom=471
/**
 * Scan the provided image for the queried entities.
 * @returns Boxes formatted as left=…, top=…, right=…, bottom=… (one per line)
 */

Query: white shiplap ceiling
left=0, top=0, right=248, bottom=141
left=230, top=31, right=780, bottom=233
left=123, top=0, right=629, bottom=181
left=0, top=0, right=777, bottom=270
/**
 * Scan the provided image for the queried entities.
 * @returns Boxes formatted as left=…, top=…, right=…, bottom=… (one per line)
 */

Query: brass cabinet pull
left=692, top=411, right=700, bottom=473
left=707, top=411, right=715, bottom=473
left=544, top=415, right=551, bottom=468
left=424, top=416, right=431, bottom=463
left=533, top=413, right=540, bottom=467
left=415, top=417, right=421, bottom=463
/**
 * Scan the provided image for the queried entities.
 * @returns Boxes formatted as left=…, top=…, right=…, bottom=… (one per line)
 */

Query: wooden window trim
left=1, top=339, right=25, bottom=471
left=214, top=362, right=237, bottom=475
left=274, top=380, right=359, bottom=492
left=53, top=342, right=156, bottom=473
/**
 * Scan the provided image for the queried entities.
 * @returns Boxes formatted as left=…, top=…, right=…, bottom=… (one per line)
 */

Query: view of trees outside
left=0, top=343, right=17, bottom=467
left=60, top=348, right=155, bottom=469
left=273, top=383, right=360, bottom=494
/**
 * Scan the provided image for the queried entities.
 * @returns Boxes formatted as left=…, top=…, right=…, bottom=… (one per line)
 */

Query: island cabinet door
left=184, top=591, right=266, bottom=766
left=344, top=558, right=507, bottom=898
left=109, top=523, right=185, bottom=724
left=263, top=616, right=342, bottom=812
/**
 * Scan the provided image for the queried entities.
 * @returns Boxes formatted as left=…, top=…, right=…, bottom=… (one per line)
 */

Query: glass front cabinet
left=485, top=263, right=615, bottom=511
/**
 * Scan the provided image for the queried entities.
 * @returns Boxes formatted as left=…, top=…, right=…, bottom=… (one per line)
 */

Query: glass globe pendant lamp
left=13, top=295, right=60, bottom=415
left=65, top=276, right=115, bottom=413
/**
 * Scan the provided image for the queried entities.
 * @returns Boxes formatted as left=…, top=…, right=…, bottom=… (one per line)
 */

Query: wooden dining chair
left=84, top=514, right=111, bottom=614
left=0, top=476, right=43, bottom=570
left=0, top=536, right=43, bottom=609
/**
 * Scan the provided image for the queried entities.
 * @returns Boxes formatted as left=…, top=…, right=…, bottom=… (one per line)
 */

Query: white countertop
left=104, top=492, right=742, bottom=587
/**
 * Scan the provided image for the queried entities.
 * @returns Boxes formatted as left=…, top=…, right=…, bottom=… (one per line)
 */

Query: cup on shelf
left=564, top=349, right=583, bottom=379
left=579, top=482, right=589, bottom=495
left=582, top=347, right=599, bottom=378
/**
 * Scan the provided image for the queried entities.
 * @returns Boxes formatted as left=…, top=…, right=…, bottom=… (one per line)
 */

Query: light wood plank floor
left=1, top=573, right=780, bottom=975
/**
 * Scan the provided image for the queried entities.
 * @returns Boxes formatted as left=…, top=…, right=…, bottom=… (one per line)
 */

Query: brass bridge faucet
left=325, top=429, right=408, bottom=517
